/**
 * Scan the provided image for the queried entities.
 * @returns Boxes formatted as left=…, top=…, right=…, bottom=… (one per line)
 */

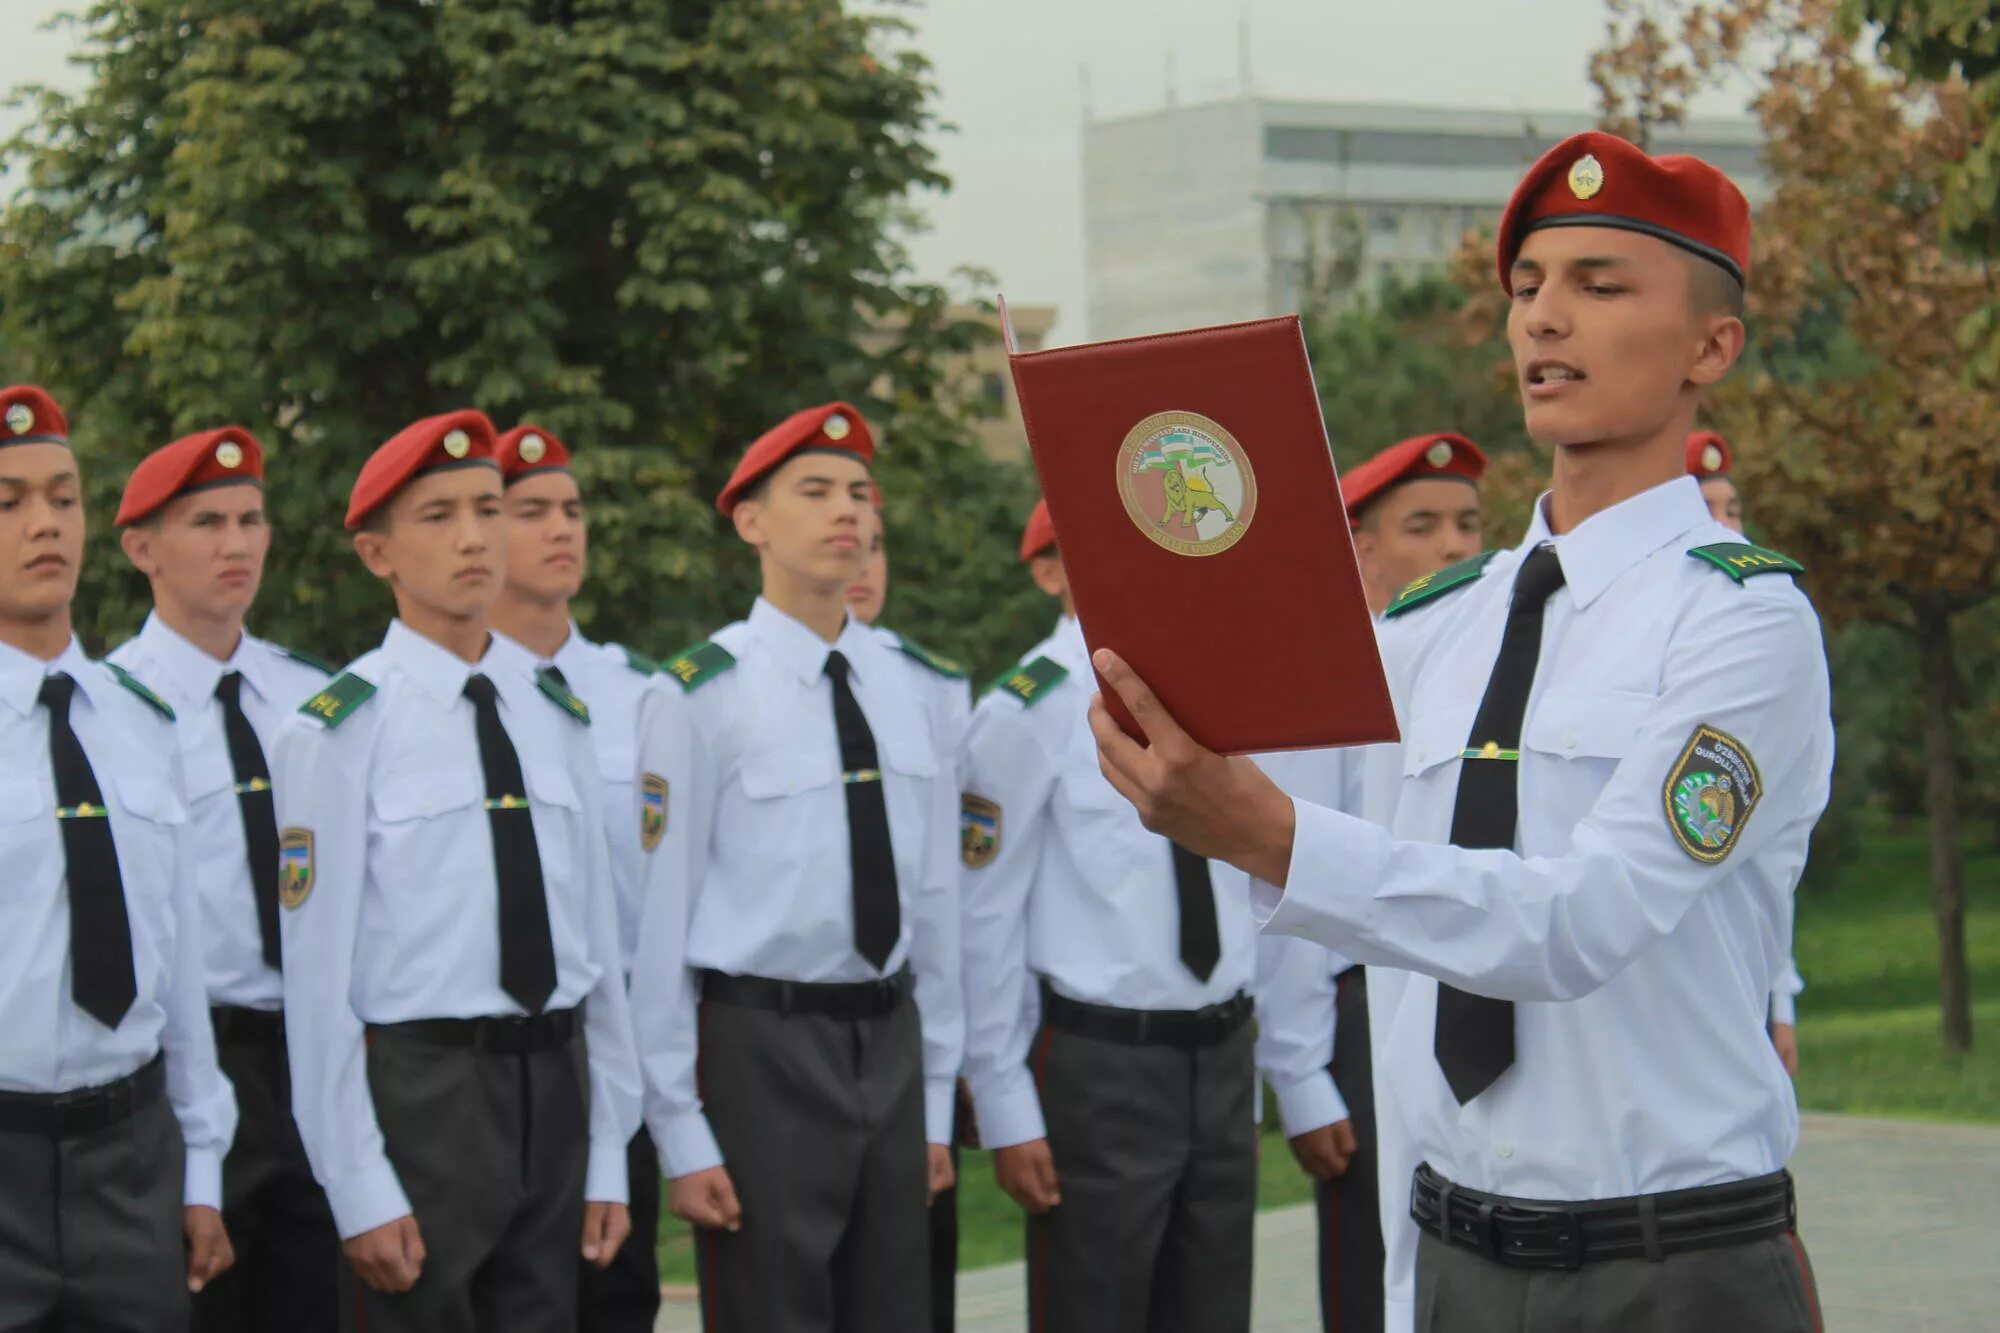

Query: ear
left=732, top=499, right=767, bottom=549
left=1028, top=552, right=1067, bottom=600
left=353, top=529, right=396, bottom=580
left=1352, top=526, right=1379, bottom=563
left=1688, top=315, right=1746, bottom=389
left=118, top=525, right=157, bottom=577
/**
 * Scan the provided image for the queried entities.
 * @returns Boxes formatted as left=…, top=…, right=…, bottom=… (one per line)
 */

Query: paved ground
left=659, top=1111, right=2000, bottom=1331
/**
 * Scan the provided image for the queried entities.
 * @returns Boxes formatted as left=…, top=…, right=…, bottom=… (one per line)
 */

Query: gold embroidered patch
left=640, top=772, right=668, bottom=852
left=279, top=827, right=315, bottom=909
left=961, top=794, right=1001, bottom=868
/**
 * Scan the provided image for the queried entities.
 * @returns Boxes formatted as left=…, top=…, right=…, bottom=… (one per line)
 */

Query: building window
left=982, top=371, right=1007, bottom=410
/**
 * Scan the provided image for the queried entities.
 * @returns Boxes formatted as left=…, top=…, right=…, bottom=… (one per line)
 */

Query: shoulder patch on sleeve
left=896, top=636, right=967, bottom=680
left=105, top=663, right=175, bottom=721
left=536, top=667, right=591, bottom=724
left=1383, top=551, right=1499, bottom=618
left=1687, top=542, right=1804, bottom=583
left=619, top=644, right=661, bottom=677
left=272, top=643, right=336, bottom=675
left=1664, top=724, right=1762, bottom=864
left=297, top=672, right=377, bottom=728
left=662, top=641, right=736, bottom=693
left=986, top=655, right=1068, bottom=707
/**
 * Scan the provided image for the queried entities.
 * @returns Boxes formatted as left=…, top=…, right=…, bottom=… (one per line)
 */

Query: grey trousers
left=0, top=1085, right=186, bottom=1333
left=1316, top=967, right=1383, bottom=1333
left=1414, top=1225, right=1825, bottom=1332
left=357, top=1026, right=590, bottom=1333
left=577, top=1127, right=661, bottom=1333
left=693, top=996, right=930, bottom=1333
left=1027, top=1018, right=1257, bottom=1333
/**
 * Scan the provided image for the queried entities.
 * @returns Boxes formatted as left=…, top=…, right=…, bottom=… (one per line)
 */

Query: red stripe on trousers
left=1029, top=1025, right=1056, bottom=1333
left=1787, top=1232, right=1824, bottom=1333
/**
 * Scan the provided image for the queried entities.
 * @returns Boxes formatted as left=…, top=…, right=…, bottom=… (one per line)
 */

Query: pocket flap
left=1522, top=689, right=1654, bottom=761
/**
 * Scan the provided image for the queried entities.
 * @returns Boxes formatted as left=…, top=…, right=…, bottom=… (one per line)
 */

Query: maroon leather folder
left=1004, top=306, right=1396, bottom=755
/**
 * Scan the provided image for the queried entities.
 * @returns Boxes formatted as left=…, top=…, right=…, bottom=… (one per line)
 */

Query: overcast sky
left=0, top=1, right=1757, bottom=345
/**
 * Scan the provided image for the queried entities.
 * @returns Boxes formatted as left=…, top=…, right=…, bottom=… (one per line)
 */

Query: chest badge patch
left=640, top=773, right=668, bottom=852
left=961, top=794, right=1001, bottom=868
left=1664, top=725, right=1761, bottom=864
left=279, top=827, right=315, bottom=909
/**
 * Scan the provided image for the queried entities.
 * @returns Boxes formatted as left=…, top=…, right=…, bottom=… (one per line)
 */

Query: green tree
left=1, top=0, right=1039, bottom=674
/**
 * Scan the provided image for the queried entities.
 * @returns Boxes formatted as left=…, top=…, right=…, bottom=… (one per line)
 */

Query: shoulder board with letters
left=619, top=645, right=660, bottom=677
left=1383, top=550, right=1500, bottom=619
left=273, top=643, right=336, bottom=675
left=896, top=636, right=966, bottom=680
left=662, top=641, right=736, bottom=693
left=1687, top=542, right=1804, bottom=583
left=987, top=655, right=1068, bottom=707
left=298, top=672, right=377, bottom=729
left=106, top=663, right=175, bottom=721
left=536, top=667, right=590, bottom=724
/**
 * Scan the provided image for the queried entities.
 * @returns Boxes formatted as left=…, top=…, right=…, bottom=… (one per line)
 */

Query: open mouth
left=1526, top=360, right=1586, bottom=391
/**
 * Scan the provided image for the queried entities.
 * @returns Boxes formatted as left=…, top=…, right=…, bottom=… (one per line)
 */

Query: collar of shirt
left=748, top=596, right=879, bottom=687
left=0, top=635, right=111, bottom=717
left=1047, top=614, right=1089, bottom=673
left=551, top=620, right=598, bottom=676
left=380, top=619, right=487, bottom=708
left=1520, top=475, right=1711, bottom=610
left=132, top=610, right=240, bottom=705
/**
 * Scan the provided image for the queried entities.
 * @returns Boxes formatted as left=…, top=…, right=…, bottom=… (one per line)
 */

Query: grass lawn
left=659, top=823, right=1998, bottom=1282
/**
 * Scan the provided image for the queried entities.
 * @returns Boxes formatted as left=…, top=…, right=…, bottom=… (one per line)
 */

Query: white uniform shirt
left=960, top=615, right=1259, bottom=1149
left=0, top=637, right=236, bottom=1208
left=629, top=599, right=965, bottom=1177
left=1254, top=477, right=1833, bottom=1211
left=271, top=621, right=641, bottom=1239
left=110, top=613, right=330, bottom=1010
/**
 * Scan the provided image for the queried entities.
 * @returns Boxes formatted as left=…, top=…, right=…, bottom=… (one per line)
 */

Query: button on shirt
left=109, top=613, right=330, bottom=1009
left=0, top=637, right=236, bottom=1208
left=271, top=621, right=641, bottom=1239
left=960, top=616, right=1258, bottom=1149
left=1252, top=477, right=1833, bottom=1207
left=630, top=599, right=965, bottom=1177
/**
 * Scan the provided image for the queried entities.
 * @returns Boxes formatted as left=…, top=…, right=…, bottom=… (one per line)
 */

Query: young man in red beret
left=630, top=402, right=964, bottom=1332
left=270, top=410, right=640, bottom=1332
left=0, top=386, right=239, bottom=1329
left=960, top=498, right=1261, bottom=1333
left=483, top=423, right=665, bottom=1333
left=1089, top=132, right=1831, bottom=1331
left=1341, top=433, right=1488, bottom=615
left=109, top=427, right=342, bottom=1332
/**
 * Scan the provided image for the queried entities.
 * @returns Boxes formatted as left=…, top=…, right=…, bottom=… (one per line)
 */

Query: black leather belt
left=1040, top=984, right=1253, bottom=1049
left=700, top=967, right=912, bottom=1020
left=369, top=1007, right=579, bottom=1055
left=211, top=1005, right=286, bottom=1046
left=1411, top=1162, right=1796, bottom=1270
left=0, top=1053, right=166, bottom=1138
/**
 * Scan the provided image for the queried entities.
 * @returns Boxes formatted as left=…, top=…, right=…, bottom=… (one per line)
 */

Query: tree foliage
left=0, top=0, right=1044, bottom=677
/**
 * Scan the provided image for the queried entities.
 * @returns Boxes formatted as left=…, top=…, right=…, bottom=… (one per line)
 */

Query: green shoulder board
left=536, top=668, right=590, bottom=725
left=1383, top=551, right=1499, bottom=619
left=896, top=636, right=967, bottom=680
left=298, top=673, right=377, bottom=729
left=273, top=643, right=336, bottom=675
left=106, top=663, right=175, bottom=721
left=1688, top=542, right=1804, bottom=582
left=620, top=645, right=660, bottom=677
left=988, top=655, right=1068, bottom=707
left=662, top=641, right=736, bottom=693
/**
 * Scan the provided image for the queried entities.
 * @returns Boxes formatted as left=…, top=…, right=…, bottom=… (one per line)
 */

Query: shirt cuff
left=970, top=1079, right=1047, bottom=1150
left=1272, top=1071, right=1350, bottom=1139
left=324, top=1156, right=414, bottom=1241
left=925, top=1077, right=956, bottom=1147
left=651, top=1108, right=724, bottom=1180
left=1769, top=989, right=1797, bottom=1026
left=1255, top=797, right=1380, bottom=944
left=183, top=1146, right=224, bottom=1211
left=585, top=1137, right=629, bottom=1205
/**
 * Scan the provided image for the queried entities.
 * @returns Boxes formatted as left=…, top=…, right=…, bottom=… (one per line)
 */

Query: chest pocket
left=1400, top=696, right=1483, bottom=779
left=113, top=771, right=189, bottom=828
left=0, top=779, right=51, bottom=902
left=371, top=766, right=483, bottom=823
left=1521, top=688, right=1654, bottom=763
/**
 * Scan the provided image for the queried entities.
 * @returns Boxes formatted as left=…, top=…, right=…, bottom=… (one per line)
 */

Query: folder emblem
left=1116, top=410, right=1259, bottom=558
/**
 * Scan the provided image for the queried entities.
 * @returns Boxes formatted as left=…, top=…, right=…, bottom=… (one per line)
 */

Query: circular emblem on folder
left=1115, top=410, right=1258, bottom=558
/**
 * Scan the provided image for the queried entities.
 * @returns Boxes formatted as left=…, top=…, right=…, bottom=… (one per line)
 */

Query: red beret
left=0, top=385, right=69, bottom=447
left=1341, top=433, right=1486, bottom=525
left=1497, top=131, right=1751, bottom=295
left=1687, top=431, right=1732, bottom=479
left=116, top=427, right=264, bottom=526
left=717, top=402, right=875, bottom=517
left=345, top=409, right=498, bottom=530
left=1018, top=498, right=1056, bottom=563
left=495, top=424, right=571, bottom=485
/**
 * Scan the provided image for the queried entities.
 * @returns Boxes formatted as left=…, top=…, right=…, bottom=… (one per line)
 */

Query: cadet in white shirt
left=271, top=409, right=640, bottom=1333
left=631, top=402, right=964, bottom=1333
left=1089, top=134, right=1832, bottom=1331
left=0, top=384, right=237, bottom=1330
left=108, top=425, right=341, bottom=1332
left=960, top=499, right=1259, bottom=1333
left=486, top=422, right=664, bottom=1333
left=846, top=493, right=975, bottom=1333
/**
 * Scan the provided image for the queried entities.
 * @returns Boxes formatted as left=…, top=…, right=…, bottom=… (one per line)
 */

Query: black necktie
left=216, top=672, right=282, bottom=971
left=1435, top=544, right=1567, bottom=1104
left=825, top=651, right=900, bottom=971
left=41, top=673, right=138, bottom=1029
left=1171, top=841, right=1221, bottom=981
left=464, top=674, right=557, bottom=1014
